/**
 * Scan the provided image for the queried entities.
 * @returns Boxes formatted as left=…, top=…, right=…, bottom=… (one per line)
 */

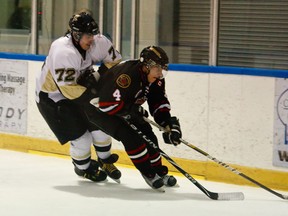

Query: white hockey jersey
left=35, top=34, right=121, bottom=103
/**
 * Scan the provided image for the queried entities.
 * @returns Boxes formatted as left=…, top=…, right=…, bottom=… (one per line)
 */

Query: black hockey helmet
left=69, top=12, right=99, bottom=40
left=140, top=46, right=169, bottom=71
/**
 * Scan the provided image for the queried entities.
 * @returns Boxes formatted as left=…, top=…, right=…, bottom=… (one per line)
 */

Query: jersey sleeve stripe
left=152, top=104, right=171, bottom=116
left=99, top=101, right=124, bottom=115
left=99, top=104, right=119, bottom=112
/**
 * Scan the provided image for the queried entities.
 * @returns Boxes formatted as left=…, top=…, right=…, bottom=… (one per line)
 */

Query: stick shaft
left=180, top=139, right=288, bottom=200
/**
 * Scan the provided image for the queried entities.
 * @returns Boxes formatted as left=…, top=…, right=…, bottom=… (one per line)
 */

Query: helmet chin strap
left=71, top=33, right=86, bottom=59
left=146, top=66, right=151, bottom=75
left=139, top=65, right=148, bottom=84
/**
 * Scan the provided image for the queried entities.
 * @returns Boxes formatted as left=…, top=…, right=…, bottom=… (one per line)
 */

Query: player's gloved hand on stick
left=161, top=117, right=182, bottom=146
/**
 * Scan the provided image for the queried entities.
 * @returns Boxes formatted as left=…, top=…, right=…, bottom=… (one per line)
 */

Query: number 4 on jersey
left=113, top=89, right=121, bottom=101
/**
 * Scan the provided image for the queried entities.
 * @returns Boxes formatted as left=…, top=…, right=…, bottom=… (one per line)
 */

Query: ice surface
left=0, top=149, right=287, bottom=216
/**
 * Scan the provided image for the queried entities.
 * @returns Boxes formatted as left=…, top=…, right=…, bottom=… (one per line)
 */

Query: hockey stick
left=144, top=117, right=288, bottom=200
left=125, top=119, right=244, bottom=200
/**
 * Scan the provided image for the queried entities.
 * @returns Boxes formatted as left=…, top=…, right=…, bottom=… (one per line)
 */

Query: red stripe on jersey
left=107, top=101, right=124, bottom=115
left=99, top=101, right=124, bottom=115
left=99, top=101, right=119, bottom=107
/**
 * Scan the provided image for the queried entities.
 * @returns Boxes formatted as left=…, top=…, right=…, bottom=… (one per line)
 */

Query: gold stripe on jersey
left=42, top=70, right=58, bottom=92
left=59, top=84, right=86, bottom=100
left=104, top=59, right=122, bottom=69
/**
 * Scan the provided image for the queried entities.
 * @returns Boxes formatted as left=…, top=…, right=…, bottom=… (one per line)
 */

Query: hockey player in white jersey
left=35, top=10, right=122, bottom=182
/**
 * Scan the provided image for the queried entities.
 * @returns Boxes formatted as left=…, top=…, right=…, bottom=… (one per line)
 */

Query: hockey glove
left=97, top=63, right=109, bottom=74
left=77, top=69, right=99, bottom=94
left=162, top=117, right=182, bottom=146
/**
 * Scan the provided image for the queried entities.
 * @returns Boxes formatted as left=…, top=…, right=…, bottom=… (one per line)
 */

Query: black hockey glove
left=161, top=117, right=182, bottom=146
left=97, top=63, right=109, bottom=75
left=77, top=69, right=99, bottom=94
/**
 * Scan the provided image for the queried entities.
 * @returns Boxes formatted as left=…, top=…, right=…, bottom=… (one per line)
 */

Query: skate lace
left=84, top=169, right=100, bottom=178
left=102, top=163, right=117, bottom=174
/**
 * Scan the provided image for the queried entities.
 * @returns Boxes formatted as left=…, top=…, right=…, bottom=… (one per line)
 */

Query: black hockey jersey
left=97, top=60, right=171, bottom=125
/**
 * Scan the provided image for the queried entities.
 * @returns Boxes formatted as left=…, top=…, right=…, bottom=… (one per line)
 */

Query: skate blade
left=110, top=177, right=121, bottom=184
left=153, top=187, right=165, bottom=192
left=78, top=176, right=108, bottom=183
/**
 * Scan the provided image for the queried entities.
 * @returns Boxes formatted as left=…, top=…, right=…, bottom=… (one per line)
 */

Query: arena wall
left=0, top=55, right=287, bottom=191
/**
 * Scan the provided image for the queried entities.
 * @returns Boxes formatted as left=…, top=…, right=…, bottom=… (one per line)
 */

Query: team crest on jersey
left=116, top=74, right=131, bottom=88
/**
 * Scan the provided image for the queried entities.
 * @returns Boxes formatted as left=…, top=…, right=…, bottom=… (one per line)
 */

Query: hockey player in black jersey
left=78, top=46, right=182, bottom=190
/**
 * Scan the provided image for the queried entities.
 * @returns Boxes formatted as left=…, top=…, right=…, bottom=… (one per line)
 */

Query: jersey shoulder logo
left=116, top=74, right=131, bottom=88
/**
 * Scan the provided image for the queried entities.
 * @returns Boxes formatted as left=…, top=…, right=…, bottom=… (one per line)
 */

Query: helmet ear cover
left=72, top=32, right=83, bottom=42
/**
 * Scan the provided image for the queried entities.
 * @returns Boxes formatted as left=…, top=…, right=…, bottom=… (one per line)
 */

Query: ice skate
left=162, top=174, right=178, bottom=187
left=98, top=154, right=122, bottom=183
left=141, top=173, right=165, bottom=192
left=74, top=160, right=107, bottom=182
left=155, top=165, right=178, bottom=187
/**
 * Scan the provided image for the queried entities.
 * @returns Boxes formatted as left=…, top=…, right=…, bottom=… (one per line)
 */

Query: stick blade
left=216, top=192, right=245, bottom=201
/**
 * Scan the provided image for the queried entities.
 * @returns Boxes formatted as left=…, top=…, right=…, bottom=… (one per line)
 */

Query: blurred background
left=0, top=0, right=287, bottom=70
